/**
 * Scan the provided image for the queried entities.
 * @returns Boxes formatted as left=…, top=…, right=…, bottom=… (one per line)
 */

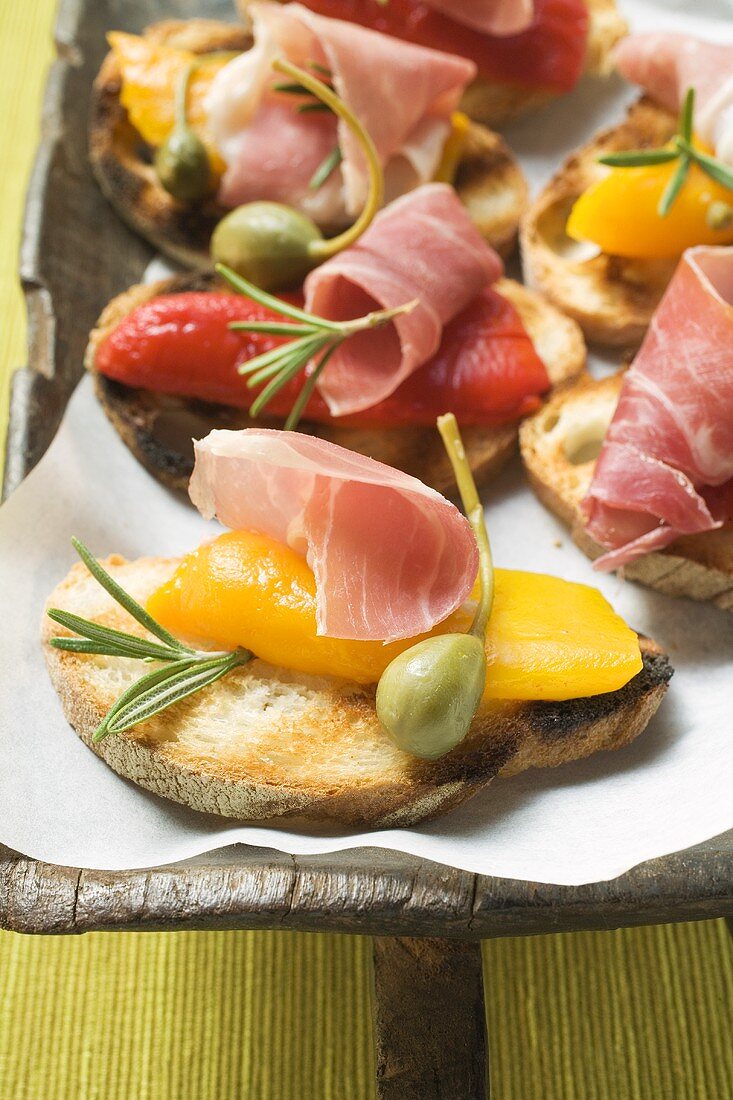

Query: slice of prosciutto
left=614, top=34, right=733, bottom=165
left=582, top=246, right=733, bottom=571
left=305, top=182, right=503, bottom=415
left=189, top=428, right=478, bottom=641
left=206, top=1, right=476, bottom=223
left=422, top=0, right=533, bottom=36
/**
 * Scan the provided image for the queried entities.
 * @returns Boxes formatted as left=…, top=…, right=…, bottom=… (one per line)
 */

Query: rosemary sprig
left=597, top=87, right=733, bottom=217
left=273, top=63, right=342, bottom=184
left=217, top=262, right=417, bottom=430
left=273, top=58, right=384, bottom=259
left=48, top=539, right=251, bottom=742
left=274, top=65, right=343, bottom=189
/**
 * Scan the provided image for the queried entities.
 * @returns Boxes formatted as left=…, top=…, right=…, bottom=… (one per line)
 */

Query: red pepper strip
left=296, top=0, right=589, bottom=93
left=94, top=288, right=550, bottom=428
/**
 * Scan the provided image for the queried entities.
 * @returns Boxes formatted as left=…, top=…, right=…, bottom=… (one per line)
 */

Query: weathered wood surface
left=1, top=839, right=731, bottom=938
left=373, top=937, right=487, bottom=1098
left=1, top=0, right=732, bottom=943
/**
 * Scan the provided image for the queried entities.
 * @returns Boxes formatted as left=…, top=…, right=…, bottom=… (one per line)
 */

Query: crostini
left=521, top=34, right=733, bottom=346
left=237, top=0, right=628, bottom=127
left=43, top=422, right=670, bottom=827
left=90, top=8, right=528, bottom=270
left=520, top=246, right=733, bottom=613
left=86, top=185, right=585, bottom=495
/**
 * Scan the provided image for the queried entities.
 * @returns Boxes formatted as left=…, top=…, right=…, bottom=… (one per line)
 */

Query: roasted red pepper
left=94, top=288, right=550, bottom=427
left=295, top=0, right=589, bottom=93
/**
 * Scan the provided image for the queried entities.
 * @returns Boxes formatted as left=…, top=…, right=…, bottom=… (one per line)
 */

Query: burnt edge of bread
left=526, top=645, right=673, bottom=741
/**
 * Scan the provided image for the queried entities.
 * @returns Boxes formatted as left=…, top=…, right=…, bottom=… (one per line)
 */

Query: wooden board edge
left=1, top=840, right=732, bottom=937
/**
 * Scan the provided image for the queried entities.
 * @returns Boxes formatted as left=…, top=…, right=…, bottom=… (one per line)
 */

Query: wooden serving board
left=2, top=2, right=732, bottom=1095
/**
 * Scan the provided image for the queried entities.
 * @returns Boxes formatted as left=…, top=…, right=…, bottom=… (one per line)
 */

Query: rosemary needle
left=309, top=145, right=343, bottom=190
left=48, top=539, right=251, bottom=742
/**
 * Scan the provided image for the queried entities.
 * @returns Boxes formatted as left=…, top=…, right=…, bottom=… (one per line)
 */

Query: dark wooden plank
left=373, top=937, right=487, bottom=1098
left=1, top=838, right=731, bottom=938
left=1, top=0, right=732, bottom=945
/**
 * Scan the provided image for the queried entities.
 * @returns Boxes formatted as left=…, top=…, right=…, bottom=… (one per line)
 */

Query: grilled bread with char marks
left=86, top=270, right=586, bottom=496
left=43, top=554, right=671, bottom=827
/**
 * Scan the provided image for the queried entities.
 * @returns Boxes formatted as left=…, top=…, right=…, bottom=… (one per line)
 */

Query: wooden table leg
left=372, top=936, right=488, bottom=1099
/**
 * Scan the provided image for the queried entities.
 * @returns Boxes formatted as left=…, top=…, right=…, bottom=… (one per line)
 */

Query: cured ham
left=294, top=0, right=588, bottom=93
left=614, top=34, right=733, bottom=165
left=305, top=183, right=502, bottom=415
left=93, top=286, right=549, bottom=426
left=189, top=429, right=479, bottom=641
left=582, top=246, right=733, bottom=570
left=422, top=0, right=533, bottom=36
left=207, top=1, right=475, bottom=222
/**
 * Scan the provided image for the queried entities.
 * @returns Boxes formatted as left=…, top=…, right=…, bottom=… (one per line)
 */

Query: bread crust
left=42, top=555, right=671, bottom=828
left=521, top=98, right=679, bottom=348
left=89, top=19, right=528, bottom=268
left=519, top=373, right=733, bottom=612
left=86, top=270, right=585, bottom=495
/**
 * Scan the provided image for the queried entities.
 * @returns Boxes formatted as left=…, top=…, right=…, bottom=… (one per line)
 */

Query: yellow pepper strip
left=147, top=530, right=642, bottom=701
left=108, top=31, right=228, bottom=174
left=567, top=139, right=733, bottom=260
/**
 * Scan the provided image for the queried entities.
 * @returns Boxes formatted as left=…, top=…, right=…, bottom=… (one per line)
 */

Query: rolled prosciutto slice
left=206, top=1, right=475, bottom=222
left=422, top=0, right=533, bottom=36
left=190, top=428, right=478, bottom=641
left=614, top=34, right=733, bottom=165
left=582, top=246, right=733, bottom=571
left=305, top=183, right=503, bottom=415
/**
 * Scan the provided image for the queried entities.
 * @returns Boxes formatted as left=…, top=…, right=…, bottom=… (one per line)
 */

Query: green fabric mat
left=1, top=923, right=732, bottom=1098
left=1, top=4, right=732, bottom=1098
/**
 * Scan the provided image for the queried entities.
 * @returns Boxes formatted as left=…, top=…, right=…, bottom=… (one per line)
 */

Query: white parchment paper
left=0, top=0, right=732, bottom=883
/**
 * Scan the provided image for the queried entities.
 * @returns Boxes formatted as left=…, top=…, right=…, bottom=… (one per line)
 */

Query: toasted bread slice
left=42, top=555, right=671, bottom=827
left=521, top=98, right=679, bottom=347
left=238, top=0, right=627, bottom=128
left=86, top=271, right=585, bottom=496
left=89, top=19, right=528, bottom=269
left=519, top=373, right=733, bottom=612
